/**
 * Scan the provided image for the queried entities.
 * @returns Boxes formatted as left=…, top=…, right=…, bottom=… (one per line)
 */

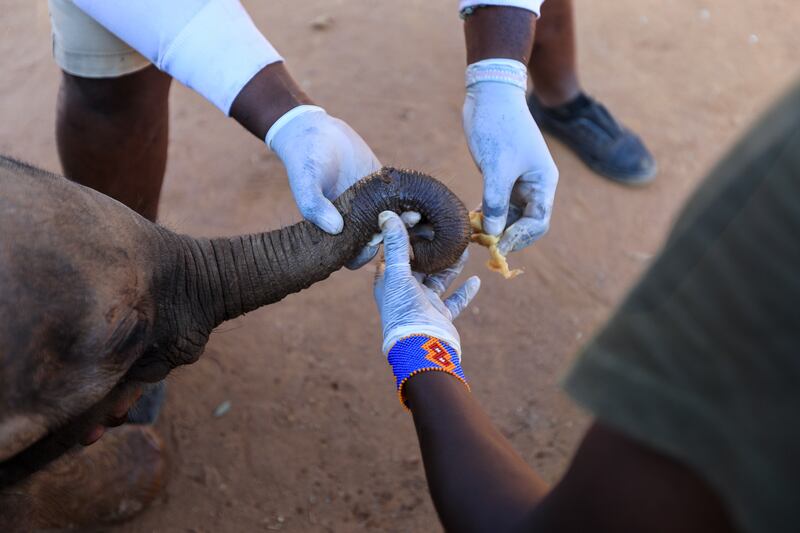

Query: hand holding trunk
left=0, top=157, right=471, bottom=486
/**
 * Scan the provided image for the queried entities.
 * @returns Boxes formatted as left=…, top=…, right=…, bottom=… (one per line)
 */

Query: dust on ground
left=1, top=1, right=798, bottom=531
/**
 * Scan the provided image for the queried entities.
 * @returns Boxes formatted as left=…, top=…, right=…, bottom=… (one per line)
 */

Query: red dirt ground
left=1, top=1, right=798, bottom=531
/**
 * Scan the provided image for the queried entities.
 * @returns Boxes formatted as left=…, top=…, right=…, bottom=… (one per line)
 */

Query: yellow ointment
left=468, top=211, right=523, bottom=279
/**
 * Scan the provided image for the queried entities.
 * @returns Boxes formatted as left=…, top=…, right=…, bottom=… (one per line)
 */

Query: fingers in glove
left=357, top=211, right=423, bottom=272
left=496, top=216, right=549, bottom=255
left=481, top=168, right=517, bottom=237
left=423, top=285, right=454, bottom=319
left=373, top=260, right=386, bottom=303
left=443, top=276, right=481, bottom=320
left=423, top=249, right=470, bottom=296
left=349, top=204, right=413, bottom=270
left=496, top=168, right=558, bottom=254
left=296, top=184, right=345, bottom=234
left=361, top=210, right=422, bottom=250
left=345, top=243, right=381, bottom=270
left=401, top=211, right=421, bottom=227
left=378, top=211, right=412, bottom=270
left=506, top=186, right=530, bottom=226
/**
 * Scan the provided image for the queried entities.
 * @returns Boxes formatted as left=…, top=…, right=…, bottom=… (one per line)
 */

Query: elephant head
left=0, top=156, right=470, bottom=486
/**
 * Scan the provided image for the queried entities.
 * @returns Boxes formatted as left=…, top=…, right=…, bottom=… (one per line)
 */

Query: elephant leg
left=1, top=425, right=166, bottom=530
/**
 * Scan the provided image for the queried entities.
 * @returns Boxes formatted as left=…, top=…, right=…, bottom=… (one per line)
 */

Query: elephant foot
left=11, top=425, right=167, bottom=530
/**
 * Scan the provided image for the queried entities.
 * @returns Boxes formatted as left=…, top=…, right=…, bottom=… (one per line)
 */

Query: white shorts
left=48, top=0, right=150, bottom=78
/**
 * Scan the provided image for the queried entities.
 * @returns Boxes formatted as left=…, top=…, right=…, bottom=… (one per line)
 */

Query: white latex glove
left=374, top=211, right=481, bottom=357
left=267, top=105, right=382, bottom=269
left=463, top=59, right=559, bottom=255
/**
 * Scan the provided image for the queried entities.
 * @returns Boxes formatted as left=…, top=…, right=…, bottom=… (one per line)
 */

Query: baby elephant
left=0, top=156, right=470, bottom=527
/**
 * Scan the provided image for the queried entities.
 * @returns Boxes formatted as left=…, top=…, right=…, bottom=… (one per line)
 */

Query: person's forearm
left=229, top=63, right=313, bottom=140
left=405, top=371, right=548, bottom=532
left=74, top=0, right=283, bottom=115
left=464, top=6, right=537, bottom=65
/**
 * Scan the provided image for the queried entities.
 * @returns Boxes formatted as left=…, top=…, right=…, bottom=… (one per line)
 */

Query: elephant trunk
left=182, top=167, right=471, bottom=328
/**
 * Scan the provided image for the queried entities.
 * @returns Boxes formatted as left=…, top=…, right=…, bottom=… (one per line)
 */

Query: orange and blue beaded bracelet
left=387, top=334, right=470, bottom=408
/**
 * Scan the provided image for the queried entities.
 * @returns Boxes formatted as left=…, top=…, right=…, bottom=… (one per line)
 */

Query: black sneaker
left=528, top=92, right=657, bottom=184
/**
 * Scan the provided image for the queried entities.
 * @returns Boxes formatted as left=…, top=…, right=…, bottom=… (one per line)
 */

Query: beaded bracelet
left=387, top=335, right=469, bottom=408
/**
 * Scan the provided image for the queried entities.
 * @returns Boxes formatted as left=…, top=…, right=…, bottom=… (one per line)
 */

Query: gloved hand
left=374, top=211, right=480, bottom=357
left=267, top=105, right=382, bottom=269
left=463, top=59, right=559, bottom=255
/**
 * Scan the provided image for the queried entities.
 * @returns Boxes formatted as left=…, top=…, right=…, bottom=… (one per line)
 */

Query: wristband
left=465, top=58, right=528, bottom=92
left=265, top=105, right=326, bottom=150
left=387, top=335, right=469, bottom=408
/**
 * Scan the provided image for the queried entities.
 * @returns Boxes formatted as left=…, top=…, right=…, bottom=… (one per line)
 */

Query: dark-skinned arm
left=393, top=10, right=547, bottom=518
left=461, top=6, right=559, bottom=252
left=229, top=62, right=313, bottom=140
left=464, top=6, right=536, bottom=65
left=231, top=5, right=537, bottom=138
left=405, top=372, right=547, bottom=532
left=404, top=372, right=735, bottom=532
left=373, top=204, right=733, bottom=531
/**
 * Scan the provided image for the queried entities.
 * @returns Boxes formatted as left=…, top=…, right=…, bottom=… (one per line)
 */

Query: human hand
left=463, top=59, right=559, bottom=255
left=374, top=211, right=480, bottom=357
left=267, top=105, right=382, bottom=268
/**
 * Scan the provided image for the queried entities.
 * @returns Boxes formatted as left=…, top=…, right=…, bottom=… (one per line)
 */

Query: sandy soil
left=1, top=1, right=799, bottom=531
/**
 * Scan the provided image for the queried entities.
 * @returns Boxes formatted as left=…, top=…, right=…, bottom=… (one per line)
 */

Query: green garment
left=565, top=82, right=800, bottom=533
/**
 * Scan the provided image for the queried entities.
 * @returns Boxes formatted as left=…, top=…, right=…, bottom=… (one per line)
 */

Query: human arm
left=463, top=3, right=538, bottom=64
left=405, top=372, right=548, bottom=531
left=373, top=210, right=547, bottom=530
left=231, top=68, right=381, bottom=244
left=407, top=378, right=732, bottom=532
left=72, top=0, right=381, bottom=258
left=373, top=211, right=732, bottom=532
left=461, top=4, right=559, bottom=254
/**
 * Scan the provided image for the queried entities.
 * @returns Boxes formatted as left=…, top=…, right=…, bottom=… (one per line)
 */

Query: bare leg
left=529, top=0, right=580, bottom=107
left=526, top=0, right=657, bottom=183
left=56, top=65, right=171, bottom=222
